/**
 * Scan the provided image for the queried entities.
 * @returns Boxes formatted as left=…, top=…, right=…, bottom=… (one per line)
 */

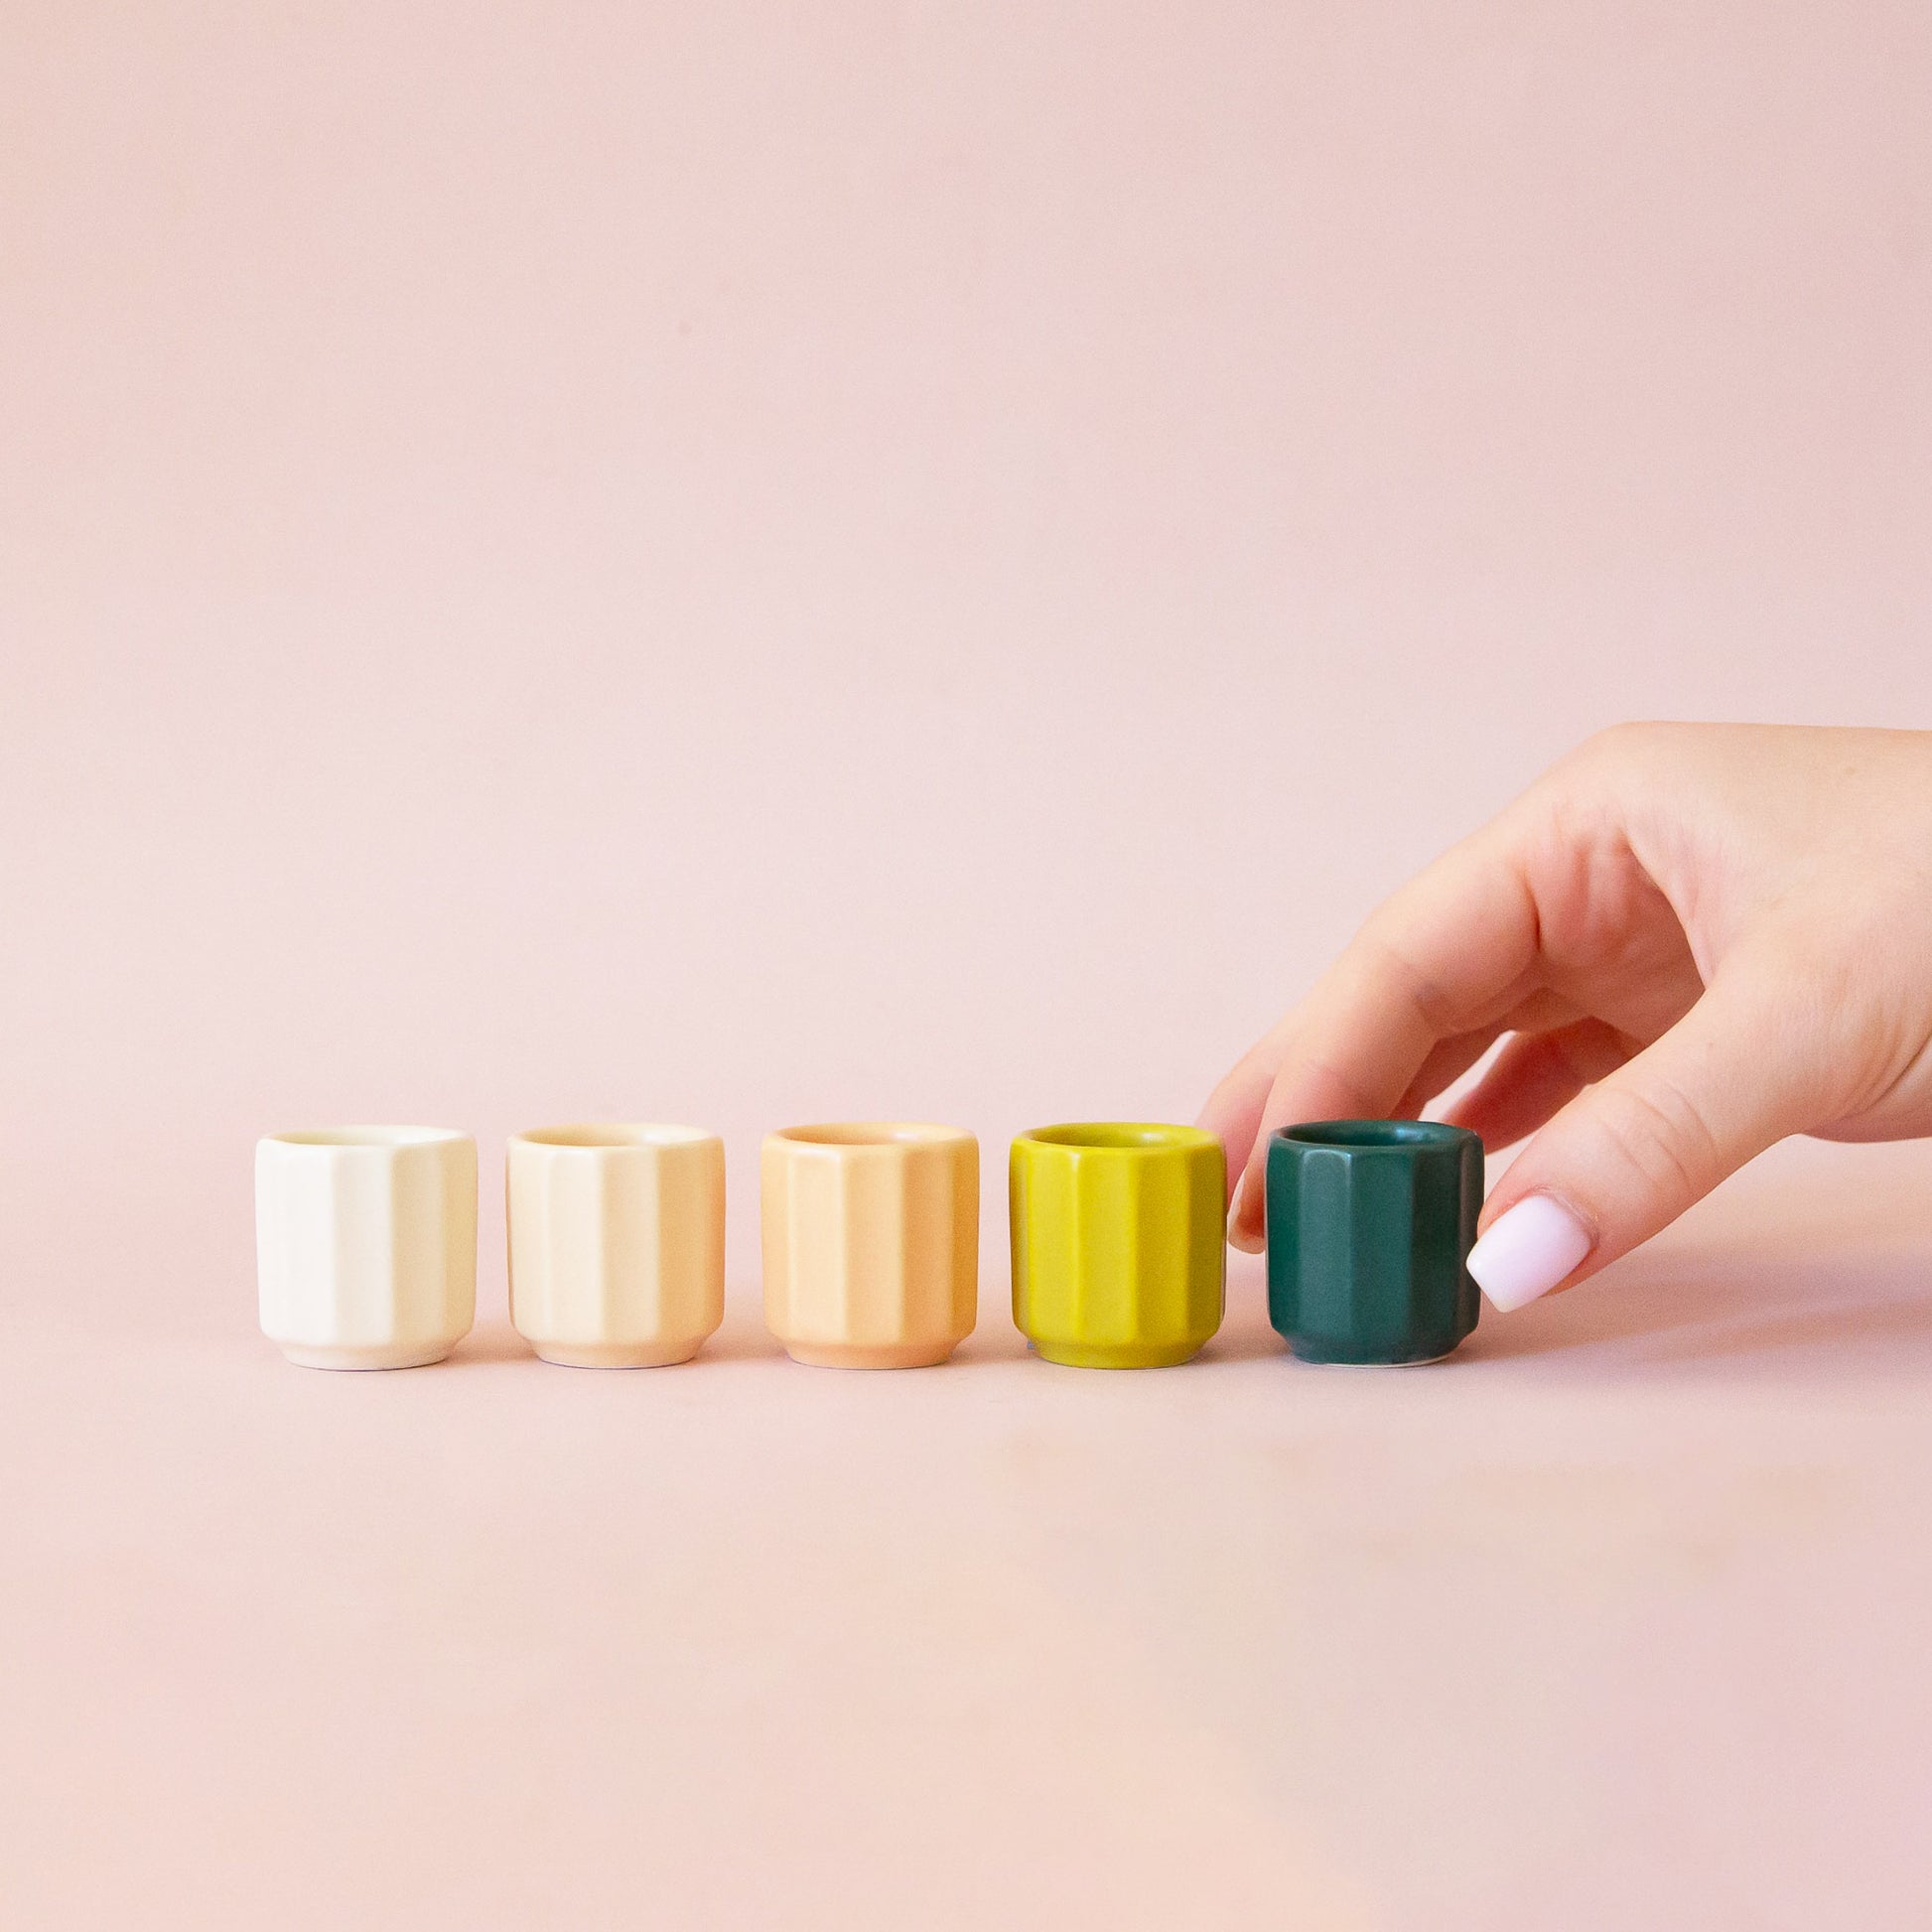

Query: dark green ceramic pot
left=1265, top=1121, right=1481, bottom=1365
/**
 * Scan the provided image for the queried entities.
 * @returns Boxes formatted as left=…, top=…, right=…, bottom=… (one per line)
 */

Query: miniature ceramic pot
left=256, top=1127, right=478, bottom=1369
left=1009, top=1124, right=1225, bottom=1368
left=1265, top=1120, right=1482, bottom=1365
left=507, top=1125, right=726, bottom=1367
left=760, top=1124, right=978, bottom=1367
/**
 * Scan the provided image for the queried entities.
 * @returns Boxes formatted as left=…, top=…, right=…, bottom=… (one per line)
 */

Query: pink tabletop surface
left=3, top=1138, right=1931, bottom=1927
left=5, top=2, right=1930, bottom=1925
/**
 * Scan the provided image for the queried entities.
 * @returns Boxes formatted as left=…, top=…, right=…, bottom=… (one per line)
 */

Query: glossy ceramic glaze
left=1009, top=1123, right=1225, bottom=1368
left=507, top=1125, right=726, bottom=1367
left=1265, top=1120, right=1482, bottom=1364
left=760, top=1124, right=979, bottom=1367
left=255, top=1127, right=478, bottom=1369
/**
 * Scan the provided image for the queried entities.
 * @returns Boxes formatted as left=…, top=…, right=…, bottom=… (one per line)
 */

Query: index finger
left=1202, top=823, right=1543, bottom=1250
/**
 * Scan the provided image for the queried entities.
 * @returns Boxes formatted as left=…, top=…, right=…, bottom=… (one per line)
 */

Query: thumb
left=1467, top=972, right=1821, bottom=1312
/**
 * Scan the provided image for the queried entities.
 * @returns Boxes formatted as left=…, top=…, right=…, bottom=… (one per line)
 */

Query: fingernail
left=1466, top=1194, right=1593, bottom=1312
left=1227, top=1175, right=1266, bottom=1255
left=1228, top=1216, right=1265, bottom=1256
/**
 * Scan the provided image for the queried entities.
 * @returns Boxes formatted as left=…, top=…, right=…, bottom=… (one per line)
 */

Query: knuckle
left=1551, top=720, right=1682, bottom=800
left=1575, top=720, right=1659, bottom=774
left=1352, top=921, right=1454, bottom=1035
left=1587, top=720, right=1652, bottom=759
left=1588, top=1077, right=1726, bottom=1207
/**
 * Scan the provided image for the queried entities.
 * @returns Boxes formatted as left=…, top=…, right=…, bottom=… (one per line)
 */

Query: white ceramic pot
left=256, top=1127, right=477, bottom=1369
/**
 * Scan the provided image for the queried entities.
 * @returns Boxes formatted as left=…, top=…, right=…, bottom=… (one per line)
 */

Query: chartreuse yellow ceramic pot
left=507, top=1125, right=726, bottom=1367
left=761, top=1124, right=979, bottom=1368
left=1009, top=1124, right=1226, bottom=1368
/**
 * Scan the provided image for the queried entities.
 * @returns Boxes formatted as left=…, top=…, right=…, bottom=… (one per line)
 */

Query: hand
left=1199, top=724, right=1932, bottom=1311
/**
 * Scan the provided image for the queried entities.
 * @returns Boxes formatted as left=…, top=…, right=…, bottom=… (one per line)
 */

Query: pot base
left=1286, top=1342, right=1462, bottom=1368
left=277, top=1339, right=460, bottom=1371
left=530, top=1338, right=708, bottom=1369
left=782, top=1339, right=959, bottom=1369
left=1029, top=1337, right=1207, bottom=1370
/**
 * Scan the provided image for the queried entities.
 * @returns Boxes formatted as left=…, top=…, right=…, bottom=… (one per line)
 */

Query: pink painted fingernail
left=1466, top=1194, right=1593, bottom=1312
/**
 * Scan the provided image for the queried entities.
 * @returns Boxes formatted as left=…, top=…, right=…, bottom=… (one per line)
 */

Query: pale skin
left=1200, top=724, right=1932, bottom=1309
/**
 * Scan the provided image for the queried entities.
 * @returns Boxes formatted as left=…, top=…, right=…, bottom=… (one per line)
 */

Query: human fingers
left=1442, top=1018, right=1639, bottom=1152
left=1222, top=835, right=1544, bottom=1249
left=1465, top=966, right=1822, bottom=1311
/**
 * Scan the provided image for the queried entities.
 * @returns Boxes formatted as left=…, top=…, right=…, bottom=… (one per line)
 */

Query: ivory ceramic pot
left=1265, top=1120, right=1482, bottom=1365
left=760, top=1123, right=978, bottom=1368
left=1009, top=1124, right=1225, bottom=1368
left=508, top=1125, right=726, bottom=1367
left=256, top=1127, right=477, bottom=1369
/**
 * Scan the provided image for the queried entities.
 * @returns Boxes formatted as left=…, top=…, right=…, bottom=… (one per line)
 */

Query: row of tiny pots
left=256, top=1119, right=1482, bottom=1372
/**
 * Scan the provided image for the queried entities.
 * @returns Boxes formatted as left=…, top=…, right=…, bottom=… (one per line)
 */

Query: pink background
left=4, top=3, right=1930, bottom=1926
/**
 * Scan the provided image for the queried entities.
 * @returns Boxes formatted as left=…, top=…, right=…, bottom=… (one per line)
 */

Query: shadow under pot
left=1265, top=1120, right=1481, bottom=1366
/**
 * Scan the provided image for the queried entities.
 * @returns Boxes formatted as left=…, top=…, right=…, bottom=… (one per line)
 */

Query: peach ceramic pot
left=1010, top=1123, right=1226, bottom=1368
left=760, top=1123, right=979, bottom=1368
left=507, top=1124, right=726, bottom=1367
left=255, top=1127, right=478, bottom=1369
